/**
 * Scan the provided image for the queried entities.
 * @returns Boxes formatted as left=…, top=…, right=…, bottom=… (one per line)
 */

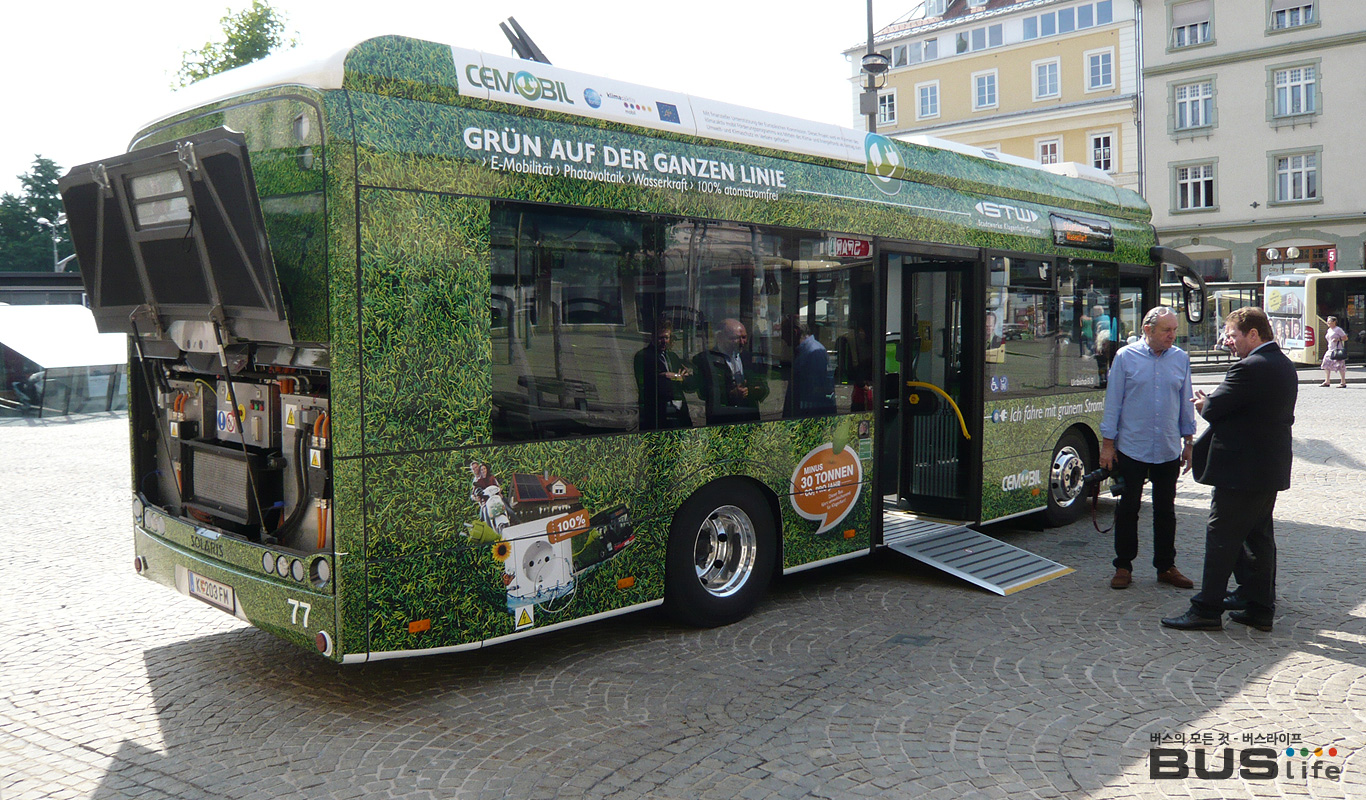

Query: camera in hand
left=1082, top=467, right=1126, bottom=496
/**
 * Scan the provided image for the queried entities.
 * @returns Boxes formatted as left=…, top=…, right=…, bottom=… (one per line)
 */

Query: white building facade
left=1141, top=0, right=1366, bottom=279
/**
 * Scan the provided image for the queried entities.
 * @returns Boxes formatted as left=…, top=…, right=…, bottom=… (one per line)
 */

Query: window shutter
left=1172, top=0, right=1211, bottom=26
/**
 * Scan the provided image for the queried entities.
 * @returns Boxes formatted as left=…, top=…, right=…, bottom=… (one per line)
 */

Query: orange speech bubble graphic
left=790, top=444, right=863, bottom=533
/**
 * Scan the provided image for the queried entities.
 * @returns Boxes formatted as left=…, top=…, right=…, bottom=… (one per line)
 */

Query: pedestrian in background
left=1100, top=306, right=1197, bottom=590
left=1321, top=315, right=1348, bottom=389
left=1162, top=307, right=1297, bottom=632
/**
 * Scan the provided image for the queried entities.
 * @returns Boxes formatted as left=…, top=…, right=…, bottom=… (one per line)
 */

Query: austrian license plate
left=187, top=571, right=236, bottom=614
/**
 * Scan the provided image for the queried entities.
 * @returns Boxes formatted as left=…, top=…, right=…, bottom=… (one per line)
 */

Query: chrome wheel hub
left=1050, top=446, right=1087, bottom=507
left=693, top=505, right=757, bottom=598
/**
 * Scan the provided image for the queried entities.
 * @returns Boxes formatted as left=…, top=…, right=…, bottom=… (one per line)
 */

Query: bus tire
left=1043, top=430, right=1092, bottom=527
left=664, top=482, right=776, bottom=628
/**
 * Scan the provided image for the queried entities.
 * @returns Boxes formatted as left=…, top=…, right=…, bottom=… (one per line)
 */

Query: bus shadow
left=89, top=513, right=1366, bottom=799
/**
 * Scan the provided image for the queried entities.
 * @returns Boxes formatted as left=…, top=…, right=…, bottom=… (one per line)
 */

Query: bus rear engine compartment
left=146, top=365, right=332, bottom=554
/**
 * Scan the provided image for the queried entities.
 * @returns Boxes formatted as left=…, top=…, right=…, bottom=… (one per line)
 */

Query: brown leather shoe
left=1110, top=568, right=1132, bottom=589
left=1157, top=566, right=1195, bottom=589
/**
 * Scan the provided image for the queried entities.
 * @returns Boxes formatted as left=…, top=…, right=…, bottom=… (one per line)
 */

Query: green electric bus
left=60, top=36, right=1203, bottom=662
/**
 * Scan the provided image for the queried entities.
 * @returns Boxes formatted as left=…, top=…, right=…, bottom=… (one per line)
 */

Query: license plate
left=187, top=571, right=236, bottom=614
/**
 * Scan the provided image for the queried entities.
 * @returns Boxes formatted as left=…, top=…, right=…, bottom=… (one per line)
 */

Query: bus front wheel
left=1044, top=431, right=1092, bottom=527
left=664, top=482, right=776, bottom=627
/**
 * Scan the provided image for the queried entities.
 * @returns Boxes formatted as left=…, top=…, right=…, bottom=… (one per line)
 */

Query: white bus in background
left=1264, top=271, right=1366, bottom=364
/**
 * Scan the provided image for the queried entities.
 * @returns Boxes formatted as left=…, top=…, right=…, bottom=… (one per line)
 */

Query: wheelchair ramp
left=882, top=511, right=1073, bottom=595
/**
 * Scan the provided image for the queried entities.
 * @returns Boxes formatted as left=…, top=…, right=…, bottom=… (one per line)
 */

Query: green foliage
left=0, top=156, right=73, bottom=272
left=176, top=1, right=296, bottom=87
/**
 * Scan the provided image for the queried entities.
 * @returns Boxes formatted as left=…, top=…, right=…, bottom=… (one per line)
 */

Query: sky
left=0, top=0, right=906, bottom=197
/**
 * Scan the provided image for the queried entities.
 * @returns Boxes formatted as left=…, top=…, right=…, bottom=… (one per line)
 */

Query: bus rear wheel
left=665, top=482, right=776, bottom=628
left=1044, top=431, right=1092, bottom=527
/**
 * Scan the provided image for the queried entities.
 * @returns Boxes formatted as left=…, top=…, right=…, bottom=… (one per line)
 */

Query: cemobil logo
left=790, top=443, right=863, bottom=533
left=1150, top=744, right=1349, bottom=782
left=1001, top=469, right=1042, bottom=492
left=864, top=132, right=905, bottom=196
left=465, top=63, right=575, bottom=105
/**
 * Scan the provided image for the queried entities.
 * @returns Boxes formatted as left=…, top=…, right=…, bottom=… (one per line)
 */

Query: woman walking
left=1321, top=315, right=1349, bottom=388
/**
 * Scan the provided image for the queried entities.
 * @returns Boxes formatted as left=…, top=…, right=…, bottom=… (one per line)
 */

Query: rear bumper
left=134, top=526, right=340, bottom=660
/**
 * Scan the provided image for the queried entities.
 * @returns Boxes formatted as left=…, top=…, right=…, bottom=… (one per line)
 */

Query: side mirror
left=1181, top=275, right=1204, bottom=324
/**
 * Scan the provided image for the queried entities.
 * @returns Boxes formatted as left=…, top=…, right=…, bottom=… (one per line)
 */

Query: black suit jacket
left=1191, top=342, right=1297, bottom=491
left=691, top=349, right=768, bottom=424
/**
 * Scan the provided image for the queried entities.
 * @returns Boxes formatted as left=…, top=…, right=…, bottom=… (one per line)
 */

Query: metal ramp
left=882, top=510, right=1074, bottom=595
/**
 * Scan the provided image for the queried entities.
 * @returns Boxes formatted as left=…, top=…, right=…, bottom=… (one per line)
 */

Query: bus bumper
left=133, top=526, right=342, bottom=661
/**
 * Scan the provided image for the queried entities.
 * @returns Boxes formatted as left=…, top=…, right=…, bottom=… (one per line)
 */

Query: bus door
left=880, top=248, right=980, bottom=521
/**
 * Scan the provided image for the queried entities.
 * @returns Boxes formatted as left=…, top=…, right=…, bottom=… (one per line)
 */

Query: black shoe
left=1161, top=611, right=1223, bottom=631
left=1223, top=592, right=1247, bottom=611
left=1228, top=611, right=1273, bottom=632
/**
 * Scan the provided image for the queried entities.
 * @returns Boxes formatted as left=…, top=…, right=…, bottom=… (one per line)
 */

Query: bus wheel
left=1044, top=431, right=1092, bottom=527
left=665, top=483, right=776, bottom=627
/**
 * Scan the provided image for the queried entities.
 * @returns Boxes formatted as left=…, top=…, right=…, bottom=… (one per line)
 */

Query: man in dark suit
left=1162, top=307, right=1297, bottom=632
left=692, top=318, right=768, bottom=425
left=634, top=321, right=693, bottom=430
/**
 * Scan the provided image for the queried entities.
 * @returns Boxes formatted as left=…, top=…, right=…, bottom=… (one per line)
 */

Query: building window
left=878, top=91, right=897, bottom=126
left=1087, top=50, right=1114, bottom=91
left=1174, top=81, right=1214, bottom=130
left=1091, top=134, right=1113, bottom=172
left=1024, top=1, right=1113, bottom=40
left=1275, top=152, right=1317, bottom=202
left=1271, top=1, right=1314, bottom=30
left=1176, top=163, right=1216, bottom=210
left=1273, top=65, right=1317, bottom=117
left=924, top=0, right=947, bottom=15
left=956, top=24, right=1003, bottom=54
left=1171, top=0, right=1212, bottom=48
left=1034, top=59, right=1060, bottom=100
left=973, top=71, right=998, bottom=110
left=917, top=81, right=940, bottom=120
left=1037, top=139, right=1061, bottom=165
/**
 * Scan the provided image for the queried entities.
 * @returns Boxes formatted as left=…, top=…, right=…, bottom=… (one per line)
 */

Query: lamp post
left=36, top=213, right=65, bottom=271
left=860, top=0, right=890, bottom=133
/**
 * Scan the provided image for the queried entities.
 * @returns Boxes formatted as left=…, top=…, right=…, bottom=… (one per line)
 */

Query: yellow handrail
left=905, top=381, right=971, bottom=440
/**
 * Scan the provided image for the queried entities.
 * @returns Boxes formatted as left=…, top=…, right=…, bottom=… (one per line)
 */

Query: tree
left=177, top=1, right=297, bottom=87
left=0, top=157, right=73, bottom=273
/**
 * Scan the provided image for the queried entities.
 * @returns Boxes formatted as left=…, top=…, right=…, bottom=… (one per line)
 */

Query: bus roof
left=141, top=35, right=1148, bottom=219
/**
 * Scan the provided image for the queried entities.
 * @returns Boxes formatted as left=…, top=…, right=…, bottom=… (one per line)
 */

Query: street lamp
left=36, top=213, right=65, bottom=272
left=860, top=0, right=891, bottom=133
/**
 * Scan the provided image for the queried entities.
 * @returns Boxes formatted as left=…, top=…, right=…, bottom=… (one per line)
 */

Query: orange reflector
left=616, top=576, right=636, bottom=590
left=844, top=529, right=857, bottom=539
left=408, top=619, right=431, bottom=634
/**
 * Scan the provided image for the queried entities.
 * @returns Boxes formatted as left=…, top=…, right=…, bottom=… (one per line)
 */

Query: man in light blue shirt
left=1100, top=306, right=1196, bottom=590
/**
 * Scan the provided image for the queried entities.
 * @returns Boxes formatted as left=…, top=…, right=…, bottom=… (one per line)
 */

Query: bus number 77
left=287, top=599, right=312, bottom=628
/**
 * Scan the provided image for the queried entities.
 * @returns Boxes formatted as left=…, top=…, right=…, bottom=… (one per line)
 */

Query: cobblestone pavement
left=3, top=368, right=1365, bottom=800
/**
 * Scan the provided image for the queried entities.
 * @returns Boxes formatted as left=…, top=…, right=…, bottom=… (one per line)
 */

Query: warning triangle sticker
left=516, top=607, right=534, bottom=629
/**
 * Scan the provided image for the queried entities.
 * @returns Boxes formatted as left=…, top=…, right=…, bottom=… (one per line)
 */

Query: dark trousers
left=1112, top=451, right=1180, bottom=573
left=1189, top=487, right=1278, bottom=620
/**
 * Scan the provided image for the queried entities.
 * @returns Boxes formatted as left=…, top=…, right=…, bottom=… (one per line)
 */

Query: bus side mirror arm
left=1151, top=246, right=1206, bottom=325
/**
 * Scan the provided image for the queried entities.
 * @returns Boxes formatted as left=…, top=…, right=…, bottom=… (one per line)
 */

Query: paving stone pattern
left=2, top=368, right=1364, bottom=800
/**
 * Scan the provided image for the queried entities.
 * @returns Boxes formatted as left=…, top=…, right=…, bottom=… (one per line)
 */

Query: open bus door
left=878, top=246, right=980, bottom=521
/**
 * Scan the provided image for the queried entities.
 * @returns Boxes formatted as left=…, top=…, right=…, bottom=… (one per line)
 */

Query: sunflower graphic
left=492, top=541, right=512, bottom=562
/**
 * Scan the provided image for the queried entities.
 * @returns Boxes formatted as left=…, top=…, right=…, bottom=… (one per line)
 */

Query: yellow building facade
left=847, top=0, right=1139, bottom=191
